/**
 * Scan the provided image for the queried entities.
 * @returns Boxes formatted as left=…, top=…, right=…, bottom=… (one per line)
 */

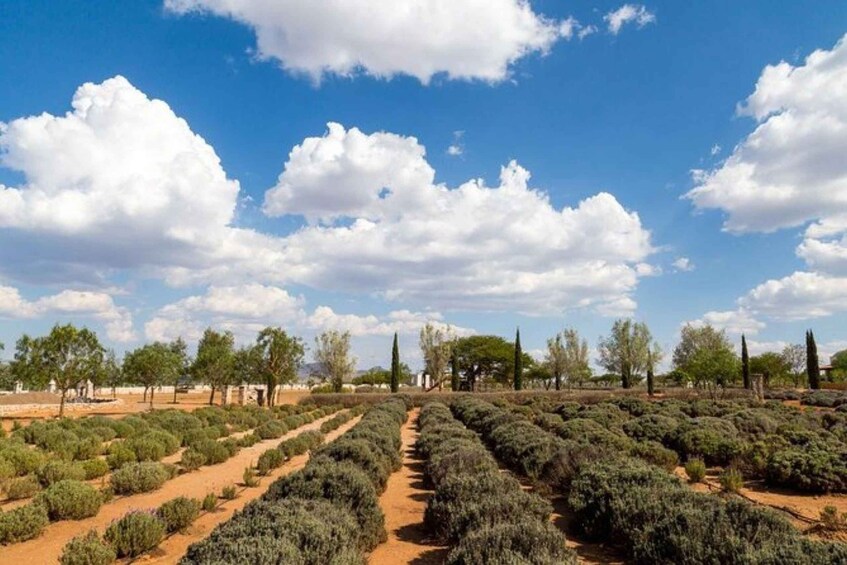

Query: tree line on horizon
left=0, top=319, right=844, bottom=415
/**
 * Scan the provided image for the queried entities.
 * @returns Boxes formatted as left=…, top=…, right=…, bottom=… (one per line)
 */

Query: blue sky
left=1, top=1, right=847, bottom=370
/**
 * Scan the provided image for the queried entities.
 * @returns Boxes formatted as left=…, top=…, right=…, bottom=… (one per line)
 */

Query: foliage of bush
left=278, top=429, right=323, bottom=458
left=180, top=498, right=361, bottom=565
left=59, top=530, right=116, bottom=565
left=671, top=417, right=744, bottom=465
left=630, top=440, right=679, bottom=471
left=180, top=448, right=205, bottom=471
left=255, top=419, right=288, bottom=440
left=0, top=503, right=49, bottom=544
left=81, top=458, right=109, bottom=480
left=157, top=496, right=201, bottom=533
left=35, top=480, right=102, bottom=520
left=622, top=414, right=681, bottom=444
left=720, top=467, right=744, bottom=493
left=446, top=521, right=577, bottom=565
left=4, top=474, right=41, bottom=499
left=201, top=492, right=217, bottom=512
left=256, top=447, right=284, bottom=475
left=685, top=457, right=707, bottom=483
left=766, top=446, right=847, bottom=492
left=105, top=444, right=136, bottom=470
left=188, top=439, right=229, bottom=466
left=105, top=510, right=165, bottom=558
left=110, top=462, right=170, bottom=495
left=37, top=459, right=86, bottom=487
left=320, top=410, right=354, bottom=433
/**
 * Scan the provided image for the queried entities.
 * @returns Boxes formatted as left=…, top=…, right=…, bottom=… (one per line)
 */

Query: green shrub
left=81, top=458, right=110, bottom=480
left=105, top=444, right=136, bottom=470
left=631, top=441, right=679, bottom=472
left=255, top=420, right=288, bottom=440
left=256, top=448, right=284, bottom=475
left=685, top=457, right=707, bottom=483
left=266, top=459, right=385, bottom=550
left=1, top=444, right=46, bottom=475
left=105, top=510, right=165, bottom=558
left=446, top=521, right=577, bottom=565
left=622, top=414, right=680, bottom=444
left=426, top=471, right=551, bottom=543
left=221, top=484, right=237, bottom=500
left=180, top=448, right=206, bottom=471
left=766, top=446, right=847, bottom=492
left=202, top=492, right=217, bottom=512
left=124, top=437, right=165, bottom=462
left=59, top=530, right=116, bottom=565
left=157, top=496, right=201, bottom=533
left=720, top=467, right=744, bottom=493
left=35, top=480, right=102, bottom=521
left=4, top=474, right=41, bottom=500
left=37, top=459, right=86, bottom=487
left=181, top=498, right=360, bottom=565
left=242, top=467, right=259, bottom=487
left=0, top=503, right=49, bottom=544
left=314, top=438, right=392, bottom=490
left=189, top=440, right=229, bottom=466
left=110, top=462, right=170, bottom=495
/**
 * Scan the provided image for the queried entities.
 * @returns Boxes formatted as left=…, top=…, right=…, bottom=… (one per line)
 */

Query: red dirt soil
left=0, top=410, right=348, bottom=564
left=369, top=408, right=449, bottom=565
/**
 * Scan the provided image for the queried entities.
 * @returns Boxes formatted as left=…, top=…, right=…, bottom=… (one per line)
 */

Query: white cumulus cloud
left=739, top=271, right=847, bottom=321
left=164, top=0, right=576, bottom=84
left=686, top=308, right=765, bottom=336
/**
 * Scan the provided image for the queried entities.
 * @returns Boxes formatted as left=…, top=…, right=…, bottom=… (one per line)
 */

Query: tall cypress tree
left=514, top=328, right=523, bottom=391
left=390, top=332, right=400, bottom=393
left=807, top=330, right=821, bottom=390
left=741, top=334, right=750, bottom=390
left=450, top=349, right=460, bottom=392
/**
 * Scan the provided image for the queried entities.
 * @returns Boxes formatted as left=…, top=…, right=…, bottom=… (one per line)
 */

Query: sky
left=1, top=1, right=847, bottom=371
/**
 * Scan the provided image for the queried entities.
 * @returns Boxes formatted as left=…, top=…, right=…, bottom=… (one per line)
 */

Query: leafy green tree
left=353, top=367, right=391, bottom=386
left=741, top=334, right=750, bottom=389
left=598, top=319, right=656, bottom=389
left=192, top=329, right=236, bottom=406
left=96, top=349, right=123, bottom=398
left=168, top=337, right=190, bottom=403
left=14, top=324, right=104, bottom=416
left=831, top=349, right=847, bottom=373
left=545, top=333, right=566, bottom=391
left=750, top=352, right=790, bottom=387
left=513, top=328, right=523, bottom=391
left=780, top=343, right=806, bottom=387
left=124, top=342, right=182, bottom=408
left=419, top=323, right=454, bottom=390
left=807, top=330, right=821, bottom=390
left=390, top=332, right=400, bottom=393
left=257, top=328, right=305, bottom=406
left=314, top=330, right=354, bottom=394
left=450, top=348, right=460, bottom=391
left=453, top=335, right=519, bottom=390
left=673, top=324, right=738, bottom=391
left=526, top=364, right=553, bottom=389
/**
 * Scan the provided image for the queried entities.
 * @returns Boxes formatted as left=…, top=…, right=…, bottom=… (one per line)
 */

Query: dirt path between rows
left=137, top=414, right=363, bottom=564
left=1, top=411, right=345, bottom=564
left=369, top=409, right=448, bottom=565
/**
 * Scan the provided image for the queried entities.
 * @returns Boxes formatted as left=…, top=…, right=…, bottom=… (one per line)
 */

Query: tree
left=780, top=343, right=806, bottom=387
left=598, top=319, right=656, bottom=389
left=14, top=324, right=104, bottom=416
left=453, top=335, right=523, bottom=391
left=419, top=323, right=455, bottom=390
left=450, top=348, right=460, bottom=391
left=741, top=334, right=750, bottom=390
left=257, top=328, right=305, bottom=406
left=390, top=333, right=400, bottom=393
left=169, top=337, right=190, bottom=404
left=97, top=349, right=123, bottom=398
left=807, top=330, right=821, bottom=390
left=123, top=342, right=181, bottom=408
left=831, top=349, right=847, bottom=373
left=526, top=364, right=553, bottom=389
left=193, top=329, right=236, bottom=406
left=563, top=329, right=592, bottom=388
left=353, top=367, right=391, bottom=386
left=513, top=328, right=523, bottom=391
left=750, top=352, right=790, bottom=388
left=545, top=333, right=566, bottom=391
left=314, top=330, right=354, bottom=394
left=673, top=324, right=738, bottom=390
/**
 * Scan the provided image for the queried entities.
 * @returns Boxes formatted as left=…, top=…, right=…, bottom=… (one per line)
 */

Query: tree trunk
left=112, top=386, right=116, bottom=399
left=647, top=368, right=654, bottom=396
left=209, top=386, right=216, bottom=406
left=59, top=389, right=67, bottom=417
left=173, top=381, right=178, bottom=404
left=143, top=387, right=148, bottom=403
left=555, top=373, right=561, bottom=391
left=149, top=386, right=155, bottom=408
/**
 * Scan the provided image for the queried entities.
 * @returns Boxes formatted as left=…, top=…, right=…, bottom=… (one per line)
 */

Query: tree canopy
left=123, top=341, right=183, bottom=407
left=598, top=319, right=658, bottom=389
left=256, top=327, right=305, bottom=405
left=673, top=323, right=738, bottom=389
left=453, top=334, right=529, bottom=390
left=192, top=328, right=236, bottom=405
left=314, top=330, right=354, bottom=393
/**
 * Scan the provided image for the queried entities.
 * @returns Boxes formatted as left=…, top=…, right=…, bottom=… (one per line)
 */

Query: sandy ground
left=0, top=410, right=344, bottom=564
left=137, top=414, right=363, bottom=564
left=0, top=390, right=311, bottom=432
left=369, top=409, right=449, bottom=565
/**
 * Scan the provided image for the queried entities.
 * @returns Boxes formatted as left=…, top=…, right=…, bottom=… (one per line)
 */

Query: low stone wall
left=0, top=398, right=123, bottom=416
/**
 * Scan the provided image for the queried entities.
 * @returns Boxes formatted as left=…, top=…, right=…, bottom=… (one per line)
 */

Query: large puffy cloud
left=263, top=123, right=655, bottom=314
left=0, top=76, right=251, bottom=284
left=144, top=283, right=469, bottom=342
left=164, top=0, right=578, bottom=83
left=0, top=286, right=134, bottom=342
left=686, top=34, right=847, bottom=273
left=739, top=271, right=847, bottom=321
left=686, top=308, right=765, bottom=336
